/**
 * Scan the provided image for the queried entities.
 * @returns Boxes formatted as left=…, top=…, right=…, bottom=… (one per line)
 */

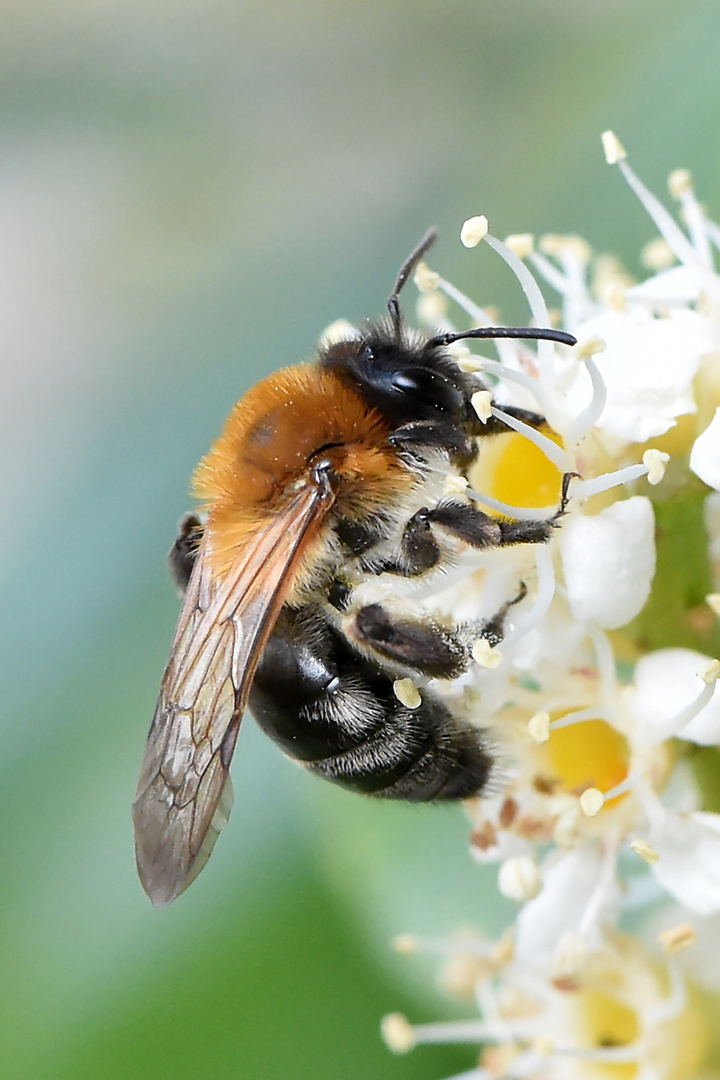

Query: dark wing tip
left=132, top=771, right=235, bottom=908
left=132, top=796, right=191, bottom=907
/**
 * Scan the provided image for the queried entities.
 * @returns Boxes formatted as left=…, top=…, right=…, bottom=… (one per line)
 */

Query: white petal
left=560, top=497, right=656, bottom=629
left=566, top=308, right=708, bottom=441
left=650, top=810, right=720, bottom=915
left=690, top=407, right=720, bottom=490
left=630, top=648, right=720, bottom=745
left=515, top=841, right=619, bottom=961
left=627, top=265, right=701, bottom=303
left=652, top=906, right=720, bottom=988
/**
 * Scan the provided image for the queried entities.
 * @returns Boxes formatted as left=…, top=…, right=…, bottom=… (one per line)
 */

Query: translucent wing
left=133, top=478, right=335, bottom=906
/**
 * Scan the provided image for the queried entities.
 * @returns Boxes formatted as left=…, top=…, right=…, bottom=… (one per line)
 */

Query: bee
left=133, top=229, right=576, bottom=906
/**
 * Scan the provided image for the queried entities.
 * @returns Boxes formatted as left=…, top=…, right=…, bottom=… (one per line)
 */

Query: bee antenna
left=426, top=325, right=577, bottom=349
left=387, top=227, right=439, bottom=341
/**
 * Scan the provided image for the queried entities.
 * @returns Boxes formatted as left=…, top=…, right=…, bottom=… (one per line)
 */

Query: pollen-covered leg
left=344, top=597, right=520, bottom=680
left=372, top=481, right=570, bottom=581
left=348, top=603, right=470, bottom=678
left=427, top=477, right=574, bottom=550
left=427, top=499, right=556, bottom=547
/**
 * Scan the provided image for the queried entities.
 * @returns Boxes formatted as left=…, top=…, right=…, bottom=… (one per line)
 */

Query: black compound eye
left=390, top=367, right=465, bottom=414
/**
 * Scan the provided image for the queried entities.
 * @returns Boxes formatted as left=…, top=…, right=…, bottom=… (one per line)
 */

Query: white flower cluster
left=382, top=133, right=720, bottom=1079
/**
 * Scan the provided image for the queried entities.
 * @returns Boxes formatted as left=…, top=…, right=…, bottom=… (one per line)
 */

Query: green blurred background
left=3, top=2, right=720, bottom=1077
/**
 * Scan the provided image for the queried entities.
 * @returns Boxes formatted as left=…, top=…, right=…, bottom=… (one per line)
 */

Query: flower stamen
left=658, top=922, right=697, bottom=954
left=489, top=407, right=571, bottom=471
left=393, top=678, right=422, bottom=709
left=528, top=249, right=571, bottom=296
left=669, top=168, right=714, bottom=269
left=643, top=666, right=719, bottom=742
left=484, top=233, right=559, bottom=393
left=574, top=463, right=651, bottom=500
left=500, top=545, right=556, bottom=649
left=564, top=354, right=608, bottom=446
left=467, top=356, right=556, bottom=419
left=466, top=488, right=558, bottom=520
left=550, top=706, right=612, bottom=730
left=630, top=837, right=660, bottom=865
left=603, top=133, right=700, bottom=270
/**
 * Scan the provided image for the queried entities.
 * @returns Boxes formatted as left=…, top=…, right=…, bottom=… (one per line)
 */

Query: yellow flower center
left=470, top=429, right=563, bottom=509
left=547, top=719, right=629, bottom=805
left=576, top=989, right=639, bottom=1080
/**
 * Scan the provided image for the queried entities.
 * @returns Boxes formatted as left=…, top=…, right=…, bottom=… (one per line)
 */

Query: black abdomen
left=248, top=608, right=492, bottom=801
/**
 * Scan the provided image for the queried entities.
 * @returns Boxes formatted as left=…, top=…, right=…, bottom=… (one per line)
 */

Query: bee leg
left=168, top=512, right=204, bottom=595
left=346, top=599, right=513, bottom=681
left=338, top=507, right=444, bottom=578
left=347, top=604, right=469, bottom=678
left=249, top=614, right=493, bottom=801
left=376, top=507, right=443, bottom=576
left=429, top=469, right=575, bottom=548
left=373, top=497, right=556, bottom=582
left=427, top=497, right=563, bottom=549
left=470, top=581, right=528, bottom=647
left=371, top=473, right=574, bottom=579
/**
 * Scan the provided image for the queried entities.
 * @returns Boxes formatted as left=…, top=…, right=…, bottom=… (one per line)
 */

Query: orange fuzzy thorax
left=193, top=363, right=414, bottom=573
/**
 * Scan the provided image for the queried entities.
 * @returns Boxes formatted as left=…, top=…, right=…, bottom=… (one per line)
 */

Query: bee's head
left=320, top=228, right=576, bottom=428
left=321, top=324, right=468, bottom=425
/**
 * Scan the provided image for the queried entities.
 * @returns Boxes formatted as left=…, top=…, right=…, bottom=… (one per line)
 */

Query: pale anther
left=528, top=711, right=550, bottom=743
left=447, top=342, right=472, bottom=362
left=602, top=130, right=626, bottom=164
left=641, top=237, right=675, bottom=270
left=575, top=336, right=606, bottom=360
left=471, top=389, right=493, bottom=422
left=417, top=291, right=448, bottom=324
left=701, top=659, right=720, bottom=685
left=630, top=838, right=660, bottom=865
left=456, top=353, right=485, bottom=373
left=443, top=474, right=469, bottom=496
left=668, top=168, right=693, bottom=199
left=461, top=215, right=489, bottom=248
left=472, top=638, right=502, bottom=668
left=498, top=855, right=543, bottom=901
left=600, top=281, right=626, bottom=311
left=579, top=788, right=604, bottom=816
left=643, top=449, right=670, bottom=485
left=381, top=1013, right=416, bottom=1054
left=318, top=318, right=357, bottom=347
left=392, top=934, right=417, bottom=954
left=413, top=260, right=440, bottom=292
left=658, top=922, right=697, bottom=954
left=393, top=678, right=422, bottom=709
left=504, top=233, right=534, bottom=258
left=539, top=234, right=592, bottom=264
left=492, top=933, right=514, bottom=965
